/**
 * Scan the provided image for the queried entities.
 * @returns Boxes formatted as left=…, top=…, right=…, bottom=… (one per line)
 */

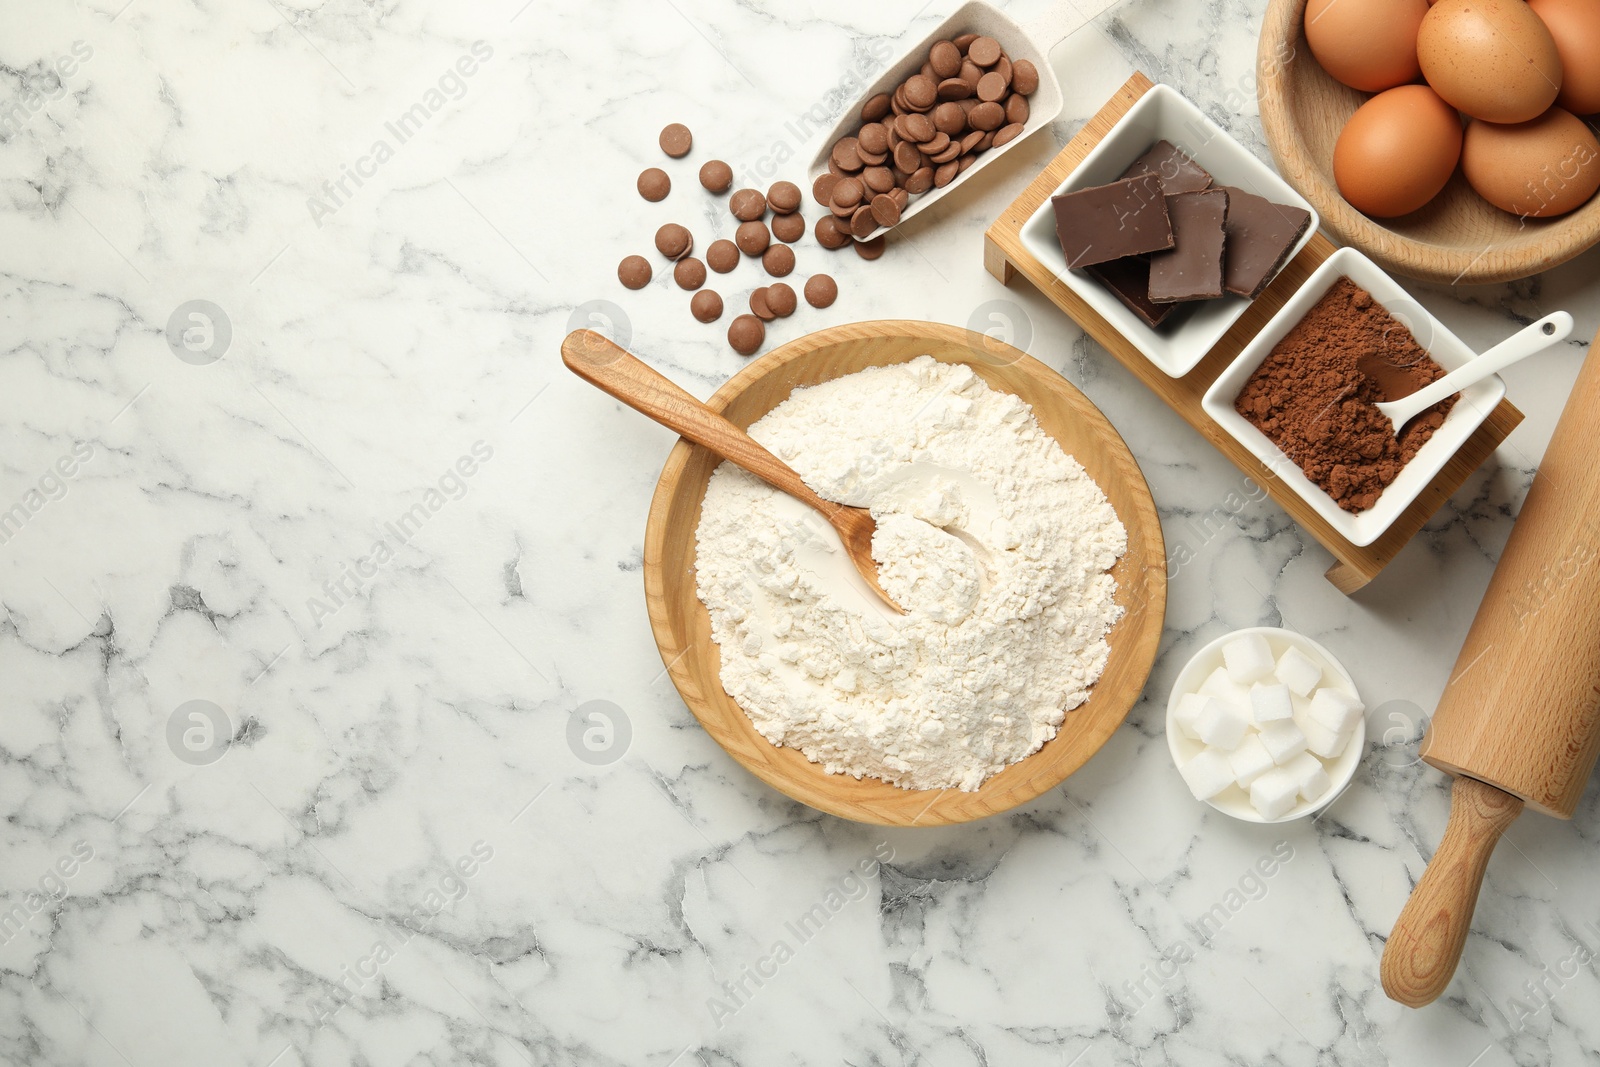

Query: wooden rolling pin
left=1381, top=326, right=1600, bottom=1008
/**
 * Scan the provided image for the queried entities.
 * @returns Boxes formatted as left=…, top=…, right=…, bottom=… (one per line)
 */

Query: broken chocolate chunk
left=1121, top=139, right=1213, bottom=195
left=1050, top=173, right=1174, bottom=269
left=1218, top=185, right=1311, bottom=299
left=1149, top=189, right=1229, bottom=303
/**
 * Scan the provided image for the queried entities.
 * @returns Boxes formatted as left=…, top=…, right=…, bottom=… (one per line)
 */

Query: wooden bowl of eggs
left=1259, top=0, right=1600, bottom=284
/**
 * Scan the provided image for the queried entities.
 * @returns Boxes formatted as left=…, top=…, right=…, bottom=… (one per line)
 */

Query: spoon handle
left=1392, top=311, right=1574, bottom=418
left=562, top=330, right=839, bottom=517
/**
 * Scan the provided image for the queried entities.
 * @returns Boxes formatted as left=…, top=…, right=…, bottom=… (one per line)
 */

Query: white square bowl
left=805, top=0, right=1063, bottom=244
left=1018, top=83, right=1319, bottom=377
left=1200, top=246, right=1506, bottom=548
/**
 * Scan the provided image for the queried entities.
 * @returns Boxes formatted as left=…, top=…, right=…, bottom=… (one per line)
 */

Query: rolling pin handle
left=1381, top=775, right=1524, bottom=1007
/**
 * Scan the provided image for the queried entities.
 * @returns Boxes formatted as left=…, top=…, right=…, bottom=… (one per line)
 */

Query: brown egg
left=1528, top=0, right=1600, bottom=115
left=1462, top=107, right=1600, bottom=217
left=1305, top=0, right=1429, bottom=92
left=1417, top=0, right=1563, bottom=123
left=1334, top=85, right=1464, bottom=217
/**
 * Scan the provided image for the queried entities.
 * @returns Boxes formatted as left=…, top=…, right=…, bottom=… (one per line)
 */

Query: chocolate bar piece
left=1149, top=189, right=1230, bottom=303
left=1051, top=173, right=1173, bottom=269
left=1218, top=186, right=1312, bottom=299
left=1086, top=256, right=1178, bottom=328
left=1121, top=139, right=1213, bottom=195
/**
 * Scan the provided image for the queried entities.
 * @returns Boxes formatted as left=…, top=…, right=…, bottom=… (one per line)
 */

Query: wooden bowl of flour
left=643, top=320, right=1165, bottom=826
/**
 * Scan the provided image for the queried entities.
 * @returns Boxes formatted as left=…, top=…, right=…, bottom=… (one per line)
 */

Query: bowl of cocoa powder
left=1201, top=247, right=1505, bottom=547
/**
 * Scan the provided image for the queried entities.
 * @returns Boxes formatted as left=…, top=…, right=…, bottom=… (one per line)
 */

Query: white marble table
left=3, top=0, right=1597, bottom=1063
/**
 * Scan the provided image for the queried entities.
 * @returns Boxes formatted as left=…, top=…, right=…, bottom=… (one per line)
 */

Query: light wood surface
left=640, top=320, right=1167, bottom=826
left=1257, top=0, right=1600, bottom=285
left=562, top=331, right=903, bottom=615
left=1380, top=776, right=1525, bottom=1007
left=1381, top=326, right=1600, bottom=1007
left=982, top=72, right=1523, bottom=593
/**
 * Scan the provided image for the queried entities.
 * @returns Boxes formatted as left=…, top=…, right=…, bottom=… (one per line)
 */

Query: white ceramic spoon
left=1375, top=312, right=1574, bottom=435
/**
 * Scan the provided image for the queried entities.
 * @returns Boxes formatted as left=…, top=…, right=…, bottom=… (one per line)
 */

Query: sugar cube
left=1223, top=632, right=1276, bottom=685
left=1275, top=646, right=1323, bottom=697
left=1173, top=692, right=1209, bottom=739
left=1250, top=764, right=1302, bottom=819
left=1198, top=666, right=1251, bottom=709
left=1195, top=697, right=1251, bottom=750
left=1307, top=687, right=1364, bottom=735
left=1258, top=719, right=1308, bottom=764
left=1179, top=749, right=1236, bottom=800
left=1228, top=734, right=1277, bottom=788
left=1301, top=717, right=1350, bottom=759
left=1250, top=682, right=1294, bottom=724
left=1283, top=751, right=1332, bottom=802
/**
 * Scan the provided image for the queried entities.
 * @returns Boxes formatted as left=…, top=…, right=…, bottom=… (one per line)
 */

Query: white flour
left=694, top=356, right=1127, bottom=791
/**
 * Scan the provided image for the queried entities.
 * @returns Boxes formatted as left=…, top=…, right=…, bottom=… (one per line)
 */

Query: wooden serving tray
left=982, top=72, right=1524, bottom=593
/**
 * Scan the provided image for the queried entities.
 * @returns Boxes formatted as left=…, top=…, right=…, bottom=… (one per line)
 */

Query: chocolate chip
left=762, top=243, right=795, bottom=277
left=892, top=142, right=922, bottom=173
left=659, top=123, right=692, bottom=158
left=937, top=78, right=973, bottom=101
left=952, top=32, right=978, bottom=52
left=730, top=188, right=767, bottom=221
left=870, top=193, right=901, bottom=228
left=861, top=93, right=892, bottom=122
left=831, top=178, right=863, bottom=210
left=772, top=212, right=805, bottom=243
left=812, top=173, right=839, bottom=207
left=814, top=215, right=850, bottom=249
left=804, top=273, right=838, bottom=308
left=862, top=166, right=895, bottom=194
left=904, top=167, right=934, bottom=194
left=749, top=287, right=775, bottom=321
left=991, top=122, right=1025, bottom=148
left=850, top=205, right=877, bottom=238
left=831, top=138, right=863, bottom=172
left=1011, top=59, right=1040, bottom=96
left=960, top=58, right=983, bottom=87
left=934, top=160, right=959, bottom=188
left=854, top=235, right=885, bottom=260
left=728, top=314, right=764, bottom=356
left=930, top=40, right=962, bottom=78
left=967, top=36, right=1002, bottom=67
left=699, top=160, right=733, bottom=193
left=767, top=180, right=801, bottom=214
left=637, top=168, right=670, bottom=202
left=1005, top=95, right=1029, bottom=126
left=933, top=102, right=966, bottom=135
left=691, top=289, right=723, bottom=323
left=858, top=122, right=889, bottom=155
left=766, top=282, right=797, bottom=317
left=904, top=74, right=937, bottom=110
left=673, top=257, right=706, bottom=290
left=735, top=220, right=770, bottom=256
left=655, top=223, right=692, bottom=260
left=618, top=254, right=651, bottom=289
left=968, top=101, right=1005, bottom=132
left=977, top=71, right=1008, bottom=103
left=706, top=239, right=740, bottom=273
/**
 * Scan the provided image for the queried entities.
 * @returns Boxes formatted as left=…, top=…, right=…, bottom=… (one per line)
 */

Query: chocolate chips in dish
left=1051, top=141, right=1311, bottom=328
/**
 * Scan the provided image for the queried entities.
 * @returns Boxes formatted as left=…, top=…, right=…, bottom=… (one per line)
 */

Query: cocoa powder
left=1234, top=279, right=1456, bottom=513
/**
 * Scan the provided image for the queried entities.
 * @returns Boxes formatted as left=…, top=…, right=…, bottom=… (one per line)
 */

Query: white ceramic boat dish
left=805, top=0, right=1064, bottom=244
left=1166, top=627, right=1365, bottom=824
left=1200, top=247, right=1505, bottom=548
left=1018, top=83, right=1320, bottom=378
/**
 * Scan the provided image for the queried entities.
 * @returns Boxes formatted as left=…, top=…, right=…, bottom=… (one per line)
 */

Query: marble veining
left=1, top=0, right=1597, bottom=1064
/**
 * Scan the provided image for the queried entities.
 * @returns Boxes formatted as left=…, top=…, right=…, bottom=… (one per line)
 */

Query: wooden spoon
left=1368, top=312, right=1572, bottom=436
left=562, top=330, right=907, bottom=615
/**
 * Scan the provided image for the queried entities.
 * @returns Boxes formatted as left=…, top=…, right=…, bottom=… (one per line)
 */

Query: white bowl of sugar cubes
left=1166, top=627, right=1366, bottom=823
